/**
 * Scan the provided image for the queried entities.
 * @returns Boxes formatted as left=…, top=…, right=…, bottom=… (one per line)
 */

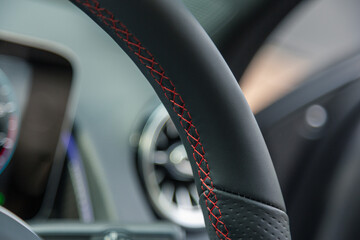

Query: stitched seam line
left=74, top=0, right=231, bottom=239
left=210, top=186, right=286, bottom=212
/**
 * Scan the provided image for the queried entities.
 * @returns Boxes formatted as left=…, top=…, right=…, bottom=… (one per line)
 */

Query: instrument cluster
left=0, top=69, right=18, bottom=175
left=0, top=40, right=74, bottom=220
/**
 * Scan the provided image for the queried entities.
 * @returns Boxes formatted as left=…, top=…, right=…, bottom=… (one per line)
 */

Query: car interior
left=0, top=0, right=360, bottom=239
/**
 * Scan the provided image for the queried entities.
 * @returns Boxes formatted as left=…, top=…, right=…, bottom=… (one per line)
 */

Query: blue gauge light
left=0, top=69, right=19, bottom=175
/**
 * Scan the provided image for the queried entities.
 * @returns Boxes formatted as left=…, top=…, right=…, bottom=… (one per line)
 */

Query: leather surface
left=200, top=188, right=290, bottom=240
left=71, top=0, right=292, bottom=239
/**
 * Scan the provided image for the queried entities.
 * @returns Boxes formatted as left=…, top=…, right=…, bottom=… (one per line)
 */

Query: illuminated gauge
left=0, top=69, right=18, bottom=174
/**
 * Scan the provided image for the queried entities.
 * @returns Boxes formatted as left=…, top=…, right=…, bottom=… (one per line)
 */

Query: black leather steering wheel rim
left=69, top=0, right=295, bottom=239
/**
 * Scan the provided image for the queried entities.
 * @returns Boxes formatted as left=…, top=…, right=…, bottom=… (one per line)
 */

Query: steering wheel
left=0, top=0, right=304, bottom=239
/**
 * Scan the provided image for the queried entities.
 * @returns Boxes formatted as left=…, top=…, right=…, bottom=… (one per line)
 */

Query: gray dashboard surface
left=0, top=0, right=156, bottom=223
left=0, top=206, right=40, bottom=240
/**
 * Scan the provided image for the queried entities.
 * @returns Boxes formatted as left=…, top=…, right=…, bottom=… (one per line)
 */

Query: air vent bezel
left=138, top=105, right=205, bottom=229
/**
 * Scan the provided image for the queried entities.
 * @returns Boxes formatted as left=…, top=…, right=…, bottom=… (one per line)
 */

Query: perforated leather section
left=200, top=188, right=291, bottom=240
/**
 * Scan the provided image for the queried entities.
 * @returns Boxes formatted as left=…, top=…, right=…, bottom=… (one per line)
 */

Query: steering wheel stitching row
left=74, top=0, right=230, bottom=238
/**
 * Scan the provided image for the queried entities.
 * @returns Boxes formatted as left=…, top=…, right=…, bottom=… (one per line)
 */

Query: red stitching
left=75, top=1, right=230, bottom=239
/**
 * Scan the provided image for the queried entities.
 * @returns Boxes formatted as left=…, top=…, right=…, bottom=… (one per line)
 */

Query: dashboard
left=0, top=0, right=163, bottom=230
left=0, top=40, right=73, bottom=220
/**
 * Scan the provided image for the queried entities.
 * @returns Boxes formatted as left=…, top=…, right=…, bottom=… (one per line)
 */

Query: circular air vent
left=138, top=105, right=204, bottom=229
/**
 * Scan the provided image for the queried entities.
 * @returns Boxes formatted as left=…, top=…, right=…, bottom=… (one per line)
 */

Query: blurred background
left=238, top=0, right=360, bottom=112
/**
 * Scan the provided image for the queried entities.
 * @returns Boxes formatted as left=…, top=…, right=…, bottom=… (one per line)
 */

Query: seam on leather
left=209, top=186, right=286, bottom=212
left=74, top=0, right=230, bottom=239
left=205, top=187, right=290, bottom=239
